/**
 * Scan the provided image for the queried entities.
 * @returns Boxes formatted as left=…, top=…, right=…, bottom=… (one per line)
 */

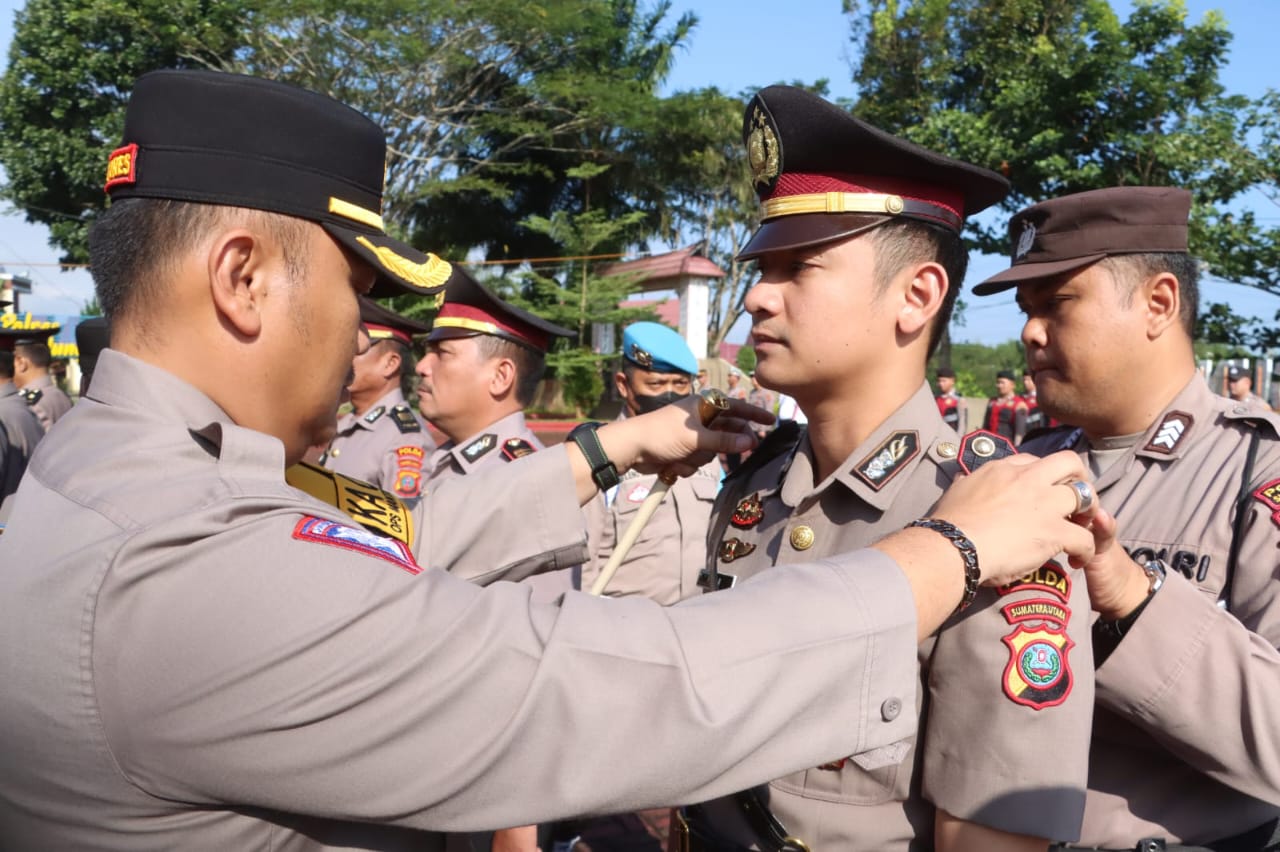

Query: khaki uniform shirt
left=1025, top=376, right=1280, bottom=846
left=580, top=412, right=722, bottom=605
left=0, top=349, right=928, bottom=851
left=697, top=384, right=1092, bottom=849
left=0, top=379, right=44, bottom=518
left=322, top=387, right=436, bottom=499
left=22, top=372, right=72, bottom=430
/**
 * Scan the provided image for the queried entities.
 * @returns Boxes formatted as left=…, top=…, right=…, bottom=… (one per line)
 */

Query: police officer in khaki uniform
left=975, top=186, right=1280, bottom=850
left=581, top=322, right=722, bottom=604
left=685, top=85, right=1093, bottom=852
left=13, top=334, right=73, bottom=429
left=0, top=320, right=45, bottom=518
left=321, top=297, right=436, bottom=499
left=1226, top=365, right=1272, bottom=411
left=0, top=69, right=1104, bottom=850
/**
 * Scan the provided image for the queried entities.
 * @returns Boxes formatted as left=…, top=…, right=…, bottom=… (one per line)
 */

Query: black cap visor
left=323, top=223, right=453, bottom=300
left=737, top=213, right=890, bottom=261
left=972, top=254, right=1107, bottom=296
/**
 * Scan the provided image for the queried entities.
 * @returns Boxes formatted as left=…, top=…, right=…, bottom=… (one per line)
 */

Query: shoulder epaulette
left=390, top=404, right=421, bottom=434
left=724, top=420, right=804, bottom=487
left=20, top=387, right=41, bottom=405
left=501, top=437, right=536, bottom=460
left=285, top=462, right=414, bottom=548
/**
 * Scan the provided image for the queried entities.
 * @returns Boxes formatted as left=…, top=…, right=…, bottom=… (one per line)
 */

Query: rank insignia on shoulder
left=957, top=429, right=1016, bottom=474
left=501, top=438, right=536, bottom=461
left=292, top=516, right=421, bottom=575
left=854, top=430, right=920, bottom=490
left=697, top=567, right=736, bottom=591
left=718, top=537, right=756, bottom=563
left=1002, top=622, right=1074, bottom=710
left=363, top=405, right=387, bottom=424
left=390, top=405, right=421, bottom=433
left=1252, top=478, right=1280, bottom=526
left=20, top=387, right=42, bottom=405
left=999, top=561, right=1070, bottom=603
left=1144, top=411, right=1193, bottom=455
left=731, top=492, right=765, bottom=528
left=461, top=433, right=497, bottom=462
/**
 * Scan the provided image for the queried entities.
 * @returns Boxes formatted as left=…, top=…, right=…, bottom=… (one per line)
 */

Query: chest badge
left=854, top=430, right=920, bottom=490
left=719, top=537, right=757, bottom=563
left=731, top=492, right=765, bottom=528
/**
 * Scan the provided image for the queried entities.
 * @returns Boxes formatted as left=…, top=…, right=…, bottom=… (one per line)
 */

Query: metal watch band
left=568, top=421, right=620, bottom=492
left=907, top=518, right=980, bottom=615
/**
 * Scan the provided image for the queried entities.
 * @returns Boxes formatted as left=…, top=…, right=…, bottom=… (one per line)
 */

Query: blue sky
left=1, top=0, right=1278, bottom=345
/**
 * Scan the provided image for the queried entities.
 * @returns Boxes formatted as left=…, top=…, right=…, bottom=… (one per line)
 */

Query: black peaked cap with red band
left=428, top=266, right=573, bottom=354
left=359, top=298, right=431, bottom=347
left=105, top=69, right=451, bottom=300
left=738, top=86, right=1010, bottom=260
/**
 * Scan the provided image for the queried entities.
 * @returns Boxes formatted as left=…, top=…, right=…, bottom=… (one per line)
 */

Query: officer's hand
left=1078, top=506, right=1151, bottom=620
left=930, top=450, right=1098, bottom=587
left=603, top=394, right=769, bottom=478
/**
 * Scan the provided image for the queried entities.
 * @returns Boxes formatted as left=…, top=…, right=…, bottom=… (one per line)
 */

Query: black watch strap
left=1093, top=559, right=1165, bottom=665
left=568, top=421, right=620, bottom=491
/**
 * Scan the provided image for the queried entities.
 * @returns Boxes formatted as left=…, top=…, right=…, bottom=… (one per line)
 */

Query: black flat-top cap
left=739, top=85, right=1010, bottom=260
left=106, top=69, right=452, bottom=299
left=429, top=266, right=573, bottom=354
left=973, top=186, right=1192, bottom=295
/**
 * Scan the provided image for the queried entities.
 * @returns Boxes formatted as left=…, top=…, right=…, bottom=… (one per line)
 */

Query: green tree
left=0, top=0, right=249, bottom=263
left=844, top=0, right=1280, bottom=297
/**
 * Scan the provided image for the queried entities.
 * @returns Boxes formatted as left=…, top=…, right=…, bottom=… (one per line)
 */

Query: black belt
left=676, top=790, right=811, bottom=852
left=1050, top=818, right=1280, bottom=852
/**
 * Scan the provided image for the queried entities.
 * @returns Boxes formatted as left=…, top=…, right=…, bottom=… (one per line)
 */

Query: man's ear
left=612, top=371, right=630, bottom=401
left=897, top=261, right=948, bottom=337
left=380, top=346, right=402, bottom=381
left=489, top=357, right=517, bottom=397
left=207, top=229, right=266, bottom=339
left=1144, top=272, right=1181, bottom=340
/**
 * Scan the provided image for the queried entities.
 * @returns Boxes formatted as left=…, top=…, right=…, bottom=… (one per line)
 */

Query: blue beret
left=622, top=322, right=698, bottom=376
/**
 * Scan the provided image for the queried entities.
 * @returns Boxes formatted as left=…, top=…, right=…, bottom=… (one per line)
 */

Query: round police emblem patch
left=1018, top=641, right=1063, bottom=688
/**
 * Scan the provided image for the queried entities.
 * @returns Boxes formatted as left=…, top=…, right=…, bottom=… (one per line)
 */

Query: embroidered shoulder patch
left=1252, top=478, right=1280, bottom=526
left=1002, top=622, right=1074, bottom=710
left=292, top=516, right=420, bottom=575
left=501, top=438, right=536, bottom=461
left=1144, top=411, right=1193, bottom=455
left=853, top=430, right=920, bottom=490
left=393, top=445, right=425, bottom=499
left=461, top=433, right=497, bottom=462
left=390, top=405, right=421, bottom=433
left=1001, top=598, right=1070, bottom=629
left=999, top=560, right=1070, bottom=603
left=363, top=405, right=387, bottom=424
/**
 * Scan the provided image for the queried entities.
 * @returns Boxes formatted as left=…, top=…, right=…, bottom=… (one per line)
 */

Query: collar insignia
left=731, top=492, right=765, bottom=528
left=718, top=537, right=757, bottom=563
left=363, top=405, right=387, bottom=424
left=854, top=430, right=920, bottom=490
left=1143, top=411, right=1193, bottom=455
left=461, top=433, right=497, bottom=462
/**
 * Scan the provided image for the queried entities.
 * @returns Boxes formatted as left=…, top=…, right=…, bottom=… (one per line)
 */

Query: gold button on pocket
left=790, top=525, right=815, bottom=551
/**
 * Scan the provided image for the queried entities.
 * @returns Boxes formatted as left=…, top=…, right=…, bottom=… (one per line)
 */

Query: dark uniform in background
left=685, top=85, right=1091, bottom=851
left=975, top=186, right=1280, bottom=850
left=934, top=366, right=967, bottom=433
left=0, top=322, right=48, bottom=520
left=985, top=368, right=1029, bottom=444
left=321, top=297, right=435, bottom=499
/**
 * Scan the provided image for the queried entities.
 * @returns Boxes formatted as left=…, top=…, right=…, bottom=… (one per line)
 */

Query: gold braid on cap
left=356, top=237, right=453, bottom=294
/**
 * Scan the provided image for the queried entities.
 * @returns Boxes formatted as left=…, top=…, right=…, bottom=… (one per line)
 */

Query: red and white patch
left=394, top=446, right=424, bottom=498
left=292, top=516, right=420, bottom=575
left=626, top=483, right=651, bottom=503
left=1252, top=478, right=1280, bottom=526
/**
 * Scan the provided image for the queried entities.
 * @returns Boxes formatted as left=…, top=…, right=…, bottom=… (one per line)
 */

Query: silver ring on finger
left=1069, top=480, right=1094, bottom=515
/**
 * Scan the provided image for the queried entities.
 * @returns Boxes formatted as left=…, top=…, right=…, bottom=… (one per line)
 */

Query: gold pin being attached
left=698, top=388, right=730, bottom=426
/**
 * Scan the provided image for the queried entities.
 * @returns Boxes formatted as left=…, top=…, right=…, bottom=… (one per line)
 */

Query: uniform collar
left=438, top=409, right=529, bottom=474
left=30, top=374, right=54, bottom=390
left=781, top=382, right=956, bottom=513
left=0, top=380, right=14, bottom=398
left=348, top=387, right=407, bottom=433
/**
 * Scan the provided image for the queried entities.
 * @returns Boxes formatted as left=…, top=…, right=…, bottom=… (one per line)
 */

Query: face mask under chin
left=631, top=390, right=690, bottom=415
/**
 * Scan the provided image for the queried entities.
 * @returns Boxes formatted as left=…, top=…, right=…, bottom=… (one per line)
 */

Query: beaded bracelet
left=907, top=518, right=980, bottom=615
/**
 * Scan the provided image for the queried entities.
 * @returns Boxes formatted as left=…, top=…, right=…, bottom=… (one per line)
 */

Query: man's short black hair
left=14, top=341, right=52, bottom=369
left=1101, top=252, right=1200, bottom=338
left=474, top=335, right=546, bottom=407
left=868, top=220, right=969, bottom=359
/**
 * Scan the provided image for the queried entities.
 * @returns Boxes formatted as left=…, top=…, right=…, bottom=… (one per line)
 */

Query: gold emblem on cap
left=937, top=441, right=958, bottom=459
left=355, top=237, right=453, bottom=293
left=884, top=195, right=904, bottom=214
left=631, top=345, right=653, bottom=368
left=972, top=435, right=996, bottom=458
left=747, top=106, right=781, bottom=188
left=789, top=525, right=815, bottom=551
